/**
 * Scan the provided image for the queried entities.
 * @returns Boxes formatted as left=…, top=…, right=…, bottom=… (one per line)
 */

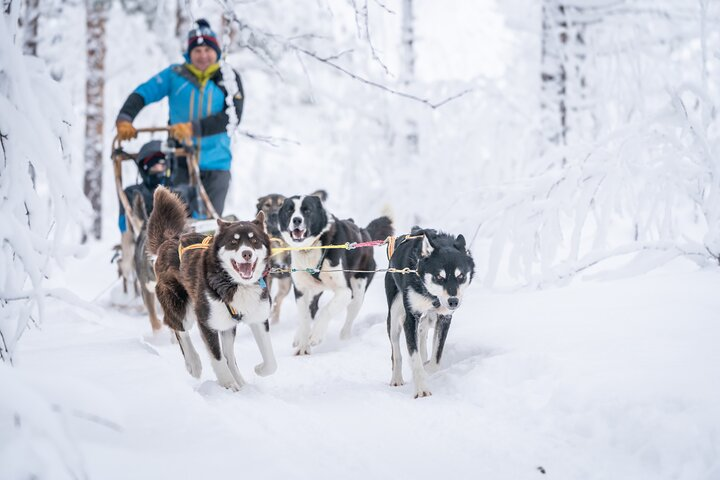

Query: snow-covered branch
left=474, top=86, right=720, bottom=287
left=0, top=10, right=89, bottom=362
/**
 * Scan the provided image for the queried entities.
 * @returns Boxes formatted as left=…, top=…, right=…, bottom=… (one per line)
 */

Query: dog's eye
left=457, top=274, right=465, bottom=283
left=433, top=274, right=444, bottom=283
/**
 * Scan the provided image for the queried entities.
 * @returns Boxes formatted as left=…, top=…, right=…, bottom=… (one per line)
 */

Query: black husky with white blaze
left=385, top=228, right=475, bottom=398
left=279, top=194, right=393, bottom=355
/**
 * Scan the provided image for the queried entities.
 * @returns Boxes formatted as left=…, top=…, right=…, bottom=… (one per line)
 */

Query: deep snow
left=7, top=242, right=720, bottom=480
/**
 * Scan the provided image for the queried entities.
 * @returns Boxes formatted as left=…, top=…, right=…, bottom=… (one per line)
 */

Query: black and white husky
left=278, top=194, right=393, bottom=355
left=385, top=228, right=475, bottom=398
left=256, top=190, right=328, bottom=324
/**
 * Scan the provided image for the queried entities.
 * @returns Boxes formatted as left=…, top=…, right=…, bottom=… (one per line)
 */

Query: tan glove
left=116, top=120, right=137, bottom=141
left=170, top=122, right=193, bottom=143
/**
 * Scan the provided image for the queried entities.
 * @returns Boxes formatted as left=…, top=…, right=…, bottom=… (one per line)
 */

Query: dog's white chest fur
left=206, top=285, right=270, bottom=331
left=407, top=288, right=440, bottom=315
left=290, top=250, right=344, bottom=293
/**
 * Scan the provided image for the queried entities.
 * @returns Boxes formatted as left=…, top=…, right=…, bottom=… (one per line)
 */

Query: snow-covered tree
left=472, top=0, right=720, bottom=287
left=0, top=1, right=88, bottom=362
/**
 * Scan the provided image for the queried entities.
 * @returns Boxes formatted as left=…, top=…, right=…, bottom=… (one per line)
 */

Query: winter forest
left=2, top=0, right=720, bottom=478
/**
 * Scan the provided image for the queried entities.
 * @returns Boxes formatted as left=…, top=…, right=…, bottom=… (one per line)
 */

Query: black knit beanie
left=187, top=18, right=221, bottom=58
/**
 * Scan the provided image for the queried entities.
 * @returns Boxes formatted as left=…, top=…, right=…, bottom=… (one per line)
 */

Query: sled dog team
left=145, top=187, right=475, bottom=398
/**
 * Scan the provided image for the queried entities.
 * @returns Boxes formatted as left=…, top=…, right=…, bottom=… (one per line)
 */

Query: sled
left=110, top=127, right=224, bottom=301
left=111, top=126, right=220, bottom=237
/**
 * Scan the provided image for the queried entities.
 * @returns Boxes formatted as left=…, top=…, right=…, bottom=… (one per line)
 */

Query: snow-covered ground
left=4, top=1, right=720, bottom=479
left=7, top=241, right=720, bottom=480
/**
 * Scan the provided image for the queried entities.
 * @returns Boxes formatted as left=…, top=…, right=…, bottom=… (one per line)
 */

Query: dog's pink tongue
left=292, top=229, right=304, bottom=240
left=235, top=261, right=254, bottom=279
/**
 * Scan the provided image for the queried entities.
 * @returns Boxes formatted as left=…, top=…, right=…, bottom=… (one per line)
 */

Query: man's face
left=190, top=45, right=217, bottom=72
left=149, top=161, right=166, bottom=174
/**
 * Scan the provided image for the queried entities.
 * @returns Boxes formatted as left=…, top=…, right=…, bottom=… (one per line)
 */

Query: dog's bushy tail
left=366, top=215, right=394, bottom=241
left=147, top=186, right=187, bottom=255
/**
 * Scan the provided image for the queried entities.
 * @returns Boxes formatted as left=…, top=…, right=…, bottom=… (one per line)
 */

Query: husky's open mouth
left=231, top=259, right=256, bottom=280
left=291, top=228, right=306, bottom=241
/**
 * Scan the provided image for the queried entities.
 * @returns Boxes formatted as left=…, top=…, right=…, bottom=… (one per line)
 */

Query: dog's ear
left=217, top=218, right=231, bottom=229
left=256, top=196, right=266, bottom=213
left=455, top=234, right=466, bottom=251
left=254, top=210, right=267, bottom=232
left=310, top=189, right=328, bottom=202
left=421, top=233, right=434, bottom=257
left=278, top=197, right=294, bottom=231
left=306, top=194, right=324, bottom=209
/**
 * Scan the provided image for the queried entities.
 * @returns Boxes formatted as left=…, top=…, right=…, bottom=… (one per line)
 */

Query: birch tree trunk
left=21, top=0, right=39, bottom=55
left=540, top=0, right=590, bottom=154
left=84, top=0, right=109, bottom=239
left=400, top=0, right=419, bottom=157
left=540, top=1, right=567, bottom=151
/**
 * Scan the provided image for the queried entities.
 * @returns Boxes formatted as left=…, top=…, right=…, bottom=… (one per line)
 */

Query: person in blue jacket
left=115, top=18, right=244, bottom=217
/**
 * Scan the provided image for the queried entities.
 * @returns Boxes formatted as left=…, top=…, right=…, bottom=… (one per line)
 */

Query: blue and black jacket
left=117, top=63, right=244, bottom=171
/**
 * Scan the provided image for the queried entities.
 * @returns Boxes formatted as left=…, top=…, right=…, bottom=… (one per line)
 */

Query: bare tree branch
left=293, top=45, right=472, bottom=108
left=238, top=130, right=301, bottom=148
left=0, top=130, right=7, bottom=168
left=0, top=327, right=11, bottom=364
left=294, top=49, right=316, bottom=104
left=216, top=1, right=472, bottom=109
left=350, top=0, right=391, bottom=75
left=370, top=0, right=395, bottom=14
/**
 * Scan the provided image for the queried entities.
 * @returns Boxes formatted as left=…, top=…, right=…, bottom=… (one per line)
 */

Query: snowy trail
left=12, top=245, right=720, bottom=480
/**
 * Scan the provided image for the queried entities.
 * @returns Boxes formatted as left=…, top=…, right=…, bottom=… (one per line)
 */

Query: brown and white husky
left=146, top=186, right=277, bottom=390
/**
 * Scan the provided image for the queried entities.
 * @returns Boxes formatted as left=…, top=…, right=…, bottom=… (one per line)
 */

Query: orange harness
left=175, top=235, right=244, bottom=319
left=386, top=234, right=424, bottom=260
left=177, top=235, right=212, bottom=261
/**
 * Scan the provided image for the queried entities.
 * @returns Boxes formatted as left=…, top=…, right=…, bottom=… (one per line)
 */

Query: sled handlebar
left=111, top=126, right=193, bottom=152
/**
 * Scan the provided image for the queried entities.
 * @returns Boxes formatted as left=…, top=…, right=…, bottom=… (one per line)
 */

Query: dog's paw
left=294, top=344, right=312, bottom=356
left=414, top=389, right=432, bottom=399
left=390, top=377, right=404, bottom=387
left=254, top=361, right=277, bottom=376
left=219, top=379, right=242, bottom=392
